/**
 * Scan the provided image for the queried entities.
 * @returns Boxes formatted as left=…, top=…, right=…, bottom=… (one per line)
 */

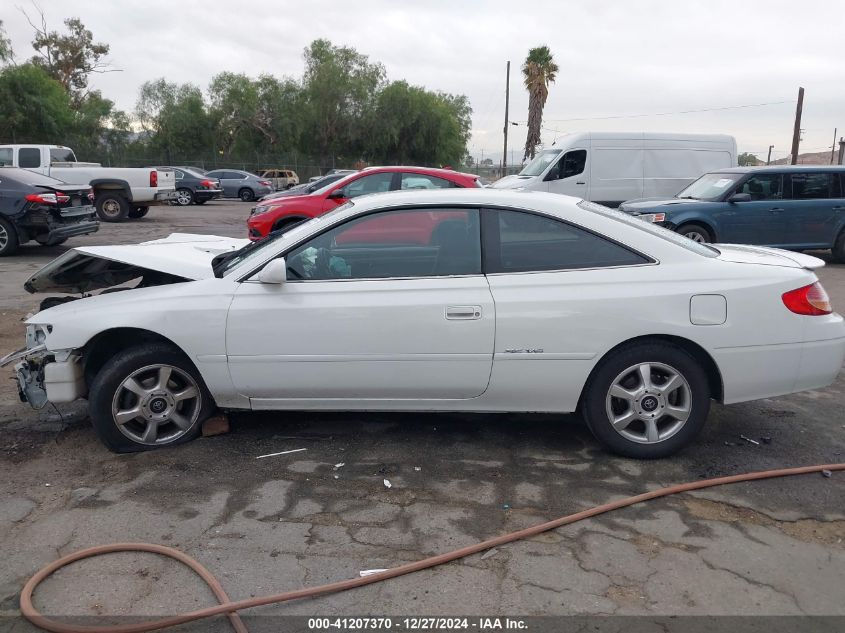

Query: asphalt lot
left=0, top=200, right=843, bottom=630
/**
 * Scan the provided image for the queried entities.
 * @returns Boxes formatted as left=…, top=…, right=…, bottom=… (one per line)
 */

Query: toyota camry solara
left=3, top=189, right=844, bottom=458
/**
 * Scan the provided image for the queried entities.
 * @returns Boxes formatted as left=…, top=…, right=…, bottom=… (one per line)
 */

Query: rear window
left=49, top=147, right=77, bottom=163
left=580, top=201, right=719, bottom=258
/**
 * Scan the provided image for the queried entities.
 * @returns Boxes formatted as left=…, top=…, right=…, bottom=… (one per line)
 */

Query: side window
left=400, top=173, right=455, bottom=190
left=0, top=148, right=12, bottom=166
left=340, top=172, right=394, bottom=198
left=489, top=209, right=649, bottom=273
left=790, top=173, right=839, bottom=200
left=547, top=149, right=587, bottom=181
left=18, top=148, right=41, bottom=169
left=736, top=174, right=783, bottom=200
left=285, top=208, right=480, bottom=280
left=174, top=169, right=184, bottom=181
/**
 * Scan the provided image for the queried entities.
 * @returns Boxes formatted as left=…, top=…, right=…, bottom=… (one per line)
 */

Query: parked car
left=491, top=132, right=737, bottom=207
left=257, top=171, right=357, bottom=203
left=203, top=169, right=273, bottom=202
left=157, top=166, right=223, bottom=206
left=619, top=166, right=845, bottom=261
left=258, top=169, right=299, bottom=190
left=3, top=190, right=843, bottom=458
left=0, top=167, right=98, bottom=256
left=247, top=166, right=480, bottom=239
left=0, top=144, right=177, bottom=221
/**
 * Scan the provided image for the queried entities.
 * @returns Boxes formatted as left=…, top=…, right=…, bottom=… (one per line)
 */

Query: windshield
left=519, top=149, right=562, bottom=177
left=306, top=173, right=345, bottom=193
left=675, top=172, right=743, bottom=201
left=213, top=202, right=356, bottom=277
left=579, top=200, right=719, bottom=258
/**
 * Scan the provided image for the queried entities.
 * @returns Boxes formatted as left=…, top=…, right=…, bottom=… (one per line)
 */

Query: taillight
left=201, top=179, right=215, bottom=188
left=150, top=170, right=158, bottom=187
left=87, top=190, right=94, bottom=202
left=259, top=180, right=272, bottom=186
left=25, top=193, right=64, bottom=205
left=782, top=282, right=832, bottom=316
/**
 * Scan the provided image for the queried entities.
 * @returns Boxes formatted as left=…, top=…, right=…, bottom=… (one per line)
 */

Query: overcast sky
left=3, top=0, right=843, bottom=163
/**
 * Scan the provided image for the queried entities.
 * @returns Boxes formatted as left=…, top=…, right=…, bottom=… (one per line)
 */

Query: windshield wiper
left=212, top=236, right=273, bottom=278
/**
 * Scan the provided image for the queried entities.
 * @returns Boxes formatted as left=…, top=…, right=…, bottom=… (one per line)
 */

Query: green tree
left=136, top=79, right=213, bottom=163
left=301, top=39, right=385, bottom=162
left=737, top=152, right=759, bottom=166
left=25, top=11, right=113, bottom=97
left=0, top=20, right=13, bottom=63
left=370, top=81, right=471, bottom=165
left=522, top=45, right=558, bottom=161
left=0, top=63, right=73, bottom=143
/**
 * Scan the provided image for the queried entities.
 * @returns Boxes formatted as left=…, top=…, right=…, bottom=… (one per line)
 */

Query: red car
left=246, top=166, right=481, bottom=240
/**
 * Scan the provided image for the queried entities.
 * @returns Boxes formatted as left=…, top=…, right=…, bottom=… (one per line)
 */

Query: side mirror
left=327, top=188, right=346, bottom=200
left=257, top=258, right=287, bottom=284
left=728, top=193, right=752, bottom=203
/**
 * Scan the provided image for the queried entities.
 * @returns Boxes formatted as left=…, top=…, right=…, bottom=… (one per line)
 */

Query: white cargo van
left=491, top=132, right=737, bottom=207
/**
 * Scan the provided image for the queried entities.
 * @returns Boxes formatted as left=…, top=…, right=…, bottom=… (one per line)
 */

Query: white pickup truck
left=0, top=144, right=177, bottom=222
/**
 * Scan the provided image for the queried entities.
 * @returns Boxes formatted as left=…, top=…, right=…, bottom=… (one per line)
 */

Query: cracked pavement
left=0, top=202, right=843, bottom=630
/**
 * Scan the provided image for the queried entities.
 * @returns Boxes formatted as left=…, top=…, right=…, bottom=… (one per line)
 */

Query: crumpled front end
left=0, top=324, right=85, bottom=409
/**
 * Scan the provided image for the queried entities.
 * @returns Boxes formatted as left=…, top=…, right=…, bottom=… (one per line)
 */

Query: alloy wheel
left=684, top=231, right=708, bottom=243
left=604, top=362, right=692, bottom=444
left=101, top=198, right=122, bottom=219
left=0, top=223, right=8, bottom=251
left=111, top=364, right=202, bottom=446
left=176, top=189, right=193, bottom=206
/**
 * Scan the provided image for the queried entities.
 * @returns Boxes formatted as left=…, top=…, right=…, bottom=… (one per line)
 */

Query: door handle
left=769, top=208, right=784, bottom=214
left=576, top=181, right=586, bottom=185
left=445, top=305, right=482, bottom=320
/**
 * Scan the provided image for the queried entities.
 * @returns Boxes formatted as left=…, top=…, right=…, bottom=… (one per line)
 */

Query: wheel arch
left=674, top=217, right=718, bottom=242
left=81, top=327, right=210, bottom=397
left=271, top=215, right=309, bottom=231
left=90, top=179, right=133, bottom=202
left=579, top=334, right=724, bottom=407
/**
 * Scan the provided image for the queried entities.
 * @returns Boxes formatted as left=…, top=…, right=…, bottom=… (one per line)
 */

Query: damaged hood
left=25, top=233, right=251, bottom=294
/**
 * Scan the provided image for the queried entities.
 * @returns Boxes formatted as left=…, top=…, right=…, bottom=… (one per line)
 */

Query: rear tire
left=676, top=223, right=713, bottom=243
left=0, top=217, right=19, bottom=256
left=174, top=188, right=194, bottom=206
left=88, top=343, right=214, bottom=453
left=239, top=188, right=255, bottom=202
left=581, top=341, right=710, bottom=459
left=128, top=206, right=149, bottom=219
left=832, top=229, right=845, bottom=264
left=96, top=192, right=130, bottom=222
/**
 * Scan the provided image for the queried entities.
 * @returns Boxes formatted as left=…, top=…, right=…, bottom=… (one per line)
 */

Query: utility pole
left=831, top=128, right=838, bottom=165
left=790, top=87, right=804, bottom=165
left=766, top=145, right=774, bottom=165
left=502, top=61, right=510, bottom=178
left=839, top=137, right=845, bottom=166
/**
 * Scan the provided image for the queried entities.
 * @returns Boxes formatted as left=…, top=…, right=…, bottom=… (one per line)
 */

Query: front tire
left=128, top=206, right=149, bottom=219
left=0, top=217, right=19, bottom=256
left=677, top=223, right=713, bottom=243
left=88, top=344, right=214, bottom=453
left=95, top=192, right=130, bottom=222
left=581, top=342, right=710, bottom=458
left=239, top=188, right=255, bottom=202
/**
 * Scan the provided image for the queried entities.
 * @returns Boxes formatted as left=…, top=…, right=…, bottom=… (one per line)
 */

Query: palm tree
left=522, top=46, right=559, bottom=161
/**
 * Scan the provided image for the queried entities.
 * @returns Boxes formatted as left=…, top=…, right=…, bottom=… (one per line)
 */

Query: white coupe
left=3, top=190, right=844, bottom=458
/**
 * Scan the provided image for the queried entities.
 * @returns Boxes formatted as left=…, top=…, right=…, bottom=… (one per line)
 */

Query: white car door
left=482, top=207, right=654, bottom=411
left=545, top=148, right=589, bottom=198
left=225, top=207, right=495, bottom=403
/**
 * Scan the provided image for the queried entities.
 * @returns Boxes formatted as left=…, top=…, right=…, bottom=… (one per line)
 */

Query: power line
left=518, top=100, right=793, bottom=124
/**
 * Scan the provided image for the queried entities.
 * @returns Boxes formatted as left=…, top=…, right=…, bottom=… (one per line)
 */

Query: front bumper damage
left=0, top=344, right=85, bottom=410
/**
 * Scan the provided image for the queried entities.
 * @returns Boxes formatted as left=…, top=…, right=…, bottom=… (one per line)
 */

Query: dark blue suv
left=619, top=166, right=845, bottom=262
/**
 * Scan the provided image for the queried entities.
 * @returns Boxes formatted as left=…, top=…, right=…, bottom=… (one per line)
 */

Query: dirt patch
left=684, top=497, right=845, bottom=548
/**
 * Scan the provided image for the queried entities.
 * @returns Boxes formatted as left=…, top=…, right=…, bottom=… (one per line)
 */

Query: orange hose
left=20, top=462, right=844, bottom=633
